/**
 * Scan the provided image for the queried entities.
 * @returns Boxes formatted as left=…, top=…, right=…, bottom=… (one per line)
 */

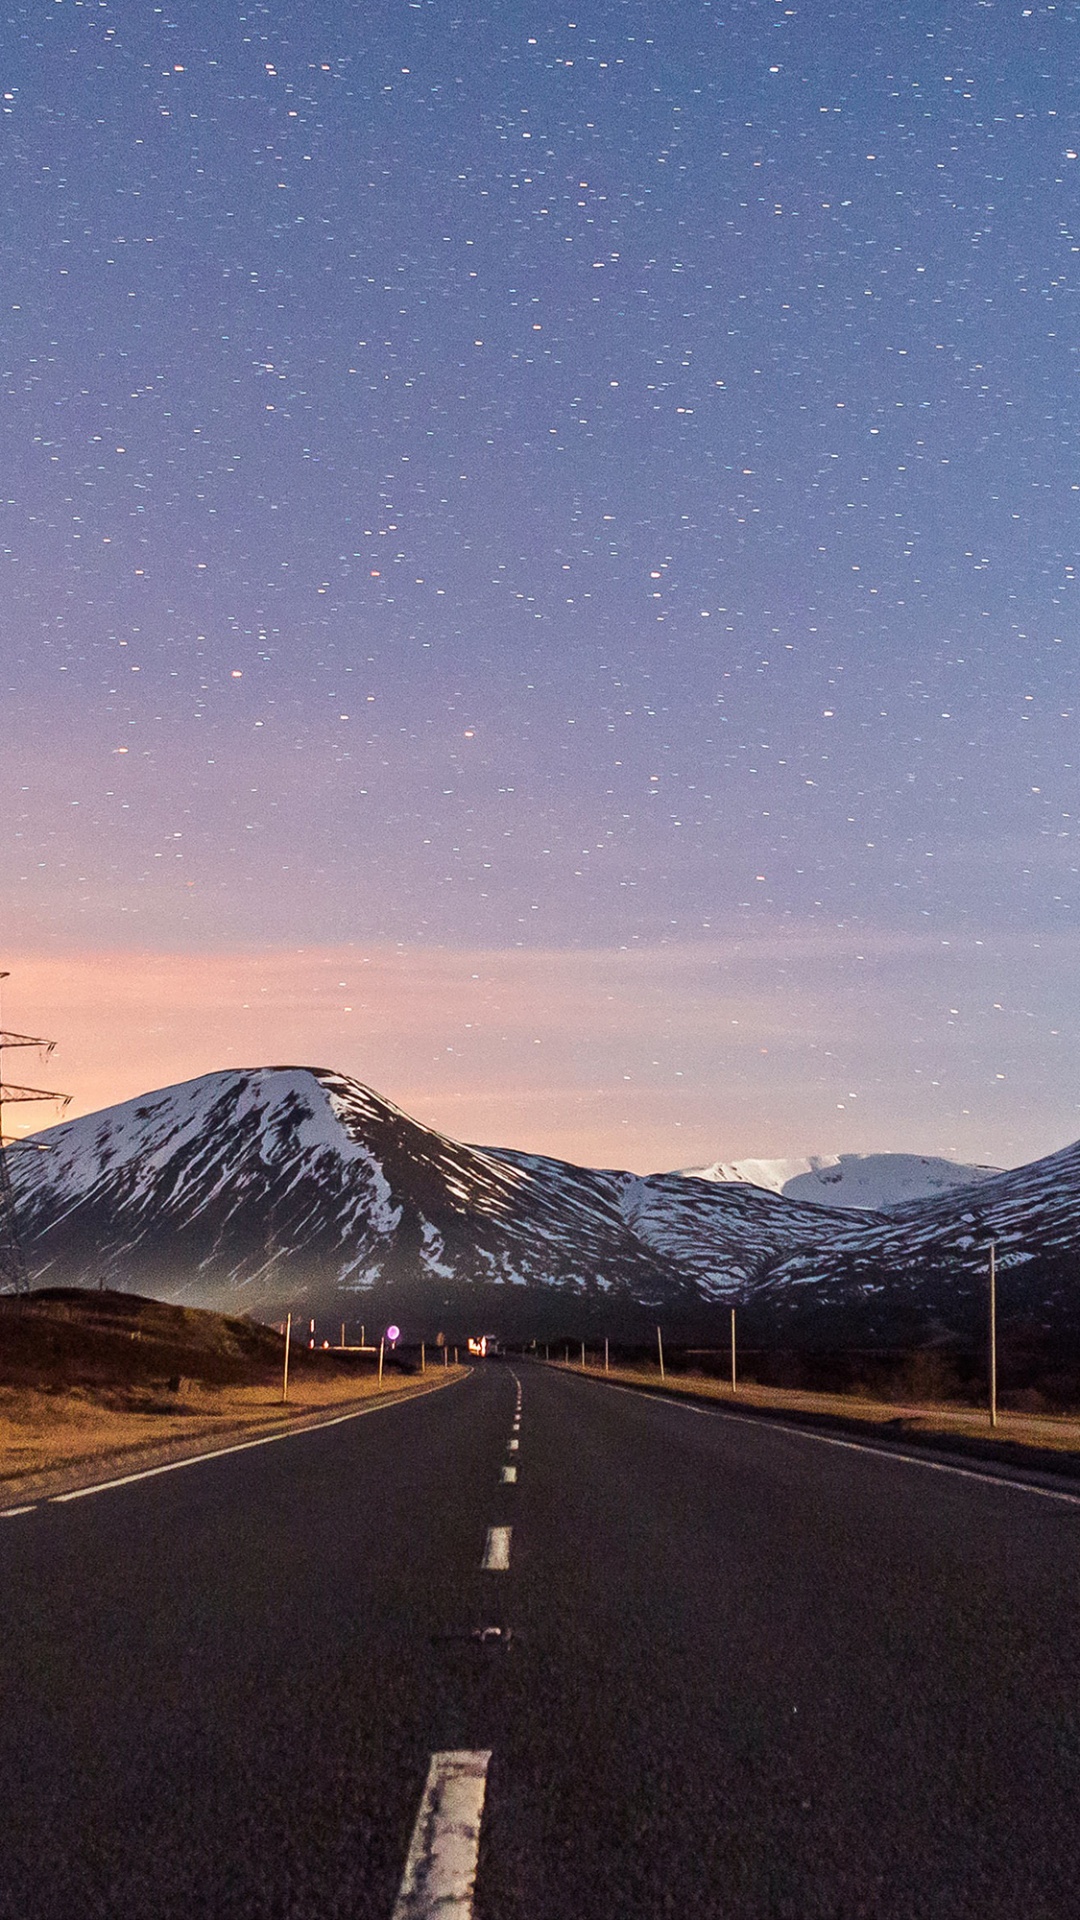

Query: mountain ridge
left=10, top=1065, right=1079, bottom=1347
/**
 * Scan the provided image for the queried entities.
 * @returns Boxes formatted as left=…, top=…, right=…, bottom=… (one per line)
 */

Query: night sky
left=3, top=0, right=1078, bottom=1170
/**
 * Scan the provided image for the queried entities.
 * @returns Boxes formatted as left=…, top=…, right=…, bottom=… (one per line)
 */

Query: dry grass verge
left=0, top=1288, right=468, bottom=1503
left=555, top=1361, right=1080, bottom=1461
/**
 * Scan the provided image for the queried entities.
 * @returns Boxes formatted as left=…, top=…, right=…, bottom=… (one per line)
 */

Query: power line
left=0, top=973, right=69, bottom=1296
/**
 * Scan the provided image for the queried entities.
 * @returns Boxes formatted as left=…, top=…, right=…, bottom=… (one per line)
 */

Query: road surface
left=1, top=1359, right=1079, bottom=1917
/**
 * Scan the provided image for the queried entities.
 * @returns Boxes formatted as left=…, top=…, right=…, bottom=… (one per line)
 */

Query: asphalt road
left=2, top=1359, right=1080, bottom=1918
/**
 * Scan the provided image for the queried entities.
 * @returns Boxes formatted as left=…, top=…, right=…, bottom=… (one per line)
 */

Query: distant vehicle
left=467, top=1334, right=501, bottom=1357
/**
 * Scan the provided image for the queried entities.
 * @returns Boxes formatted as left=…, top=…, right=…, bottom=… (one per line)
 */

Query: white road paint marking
left=501, top=1465, right=517, bottom=1483
left=569, top=1373, right=1080, bottom=1509
left=50, top=1373, right=468, bottom=1505
left=0, top=1505, right=37, bottom=1518
left=482, top=1525, right=512, bottom=1570
left=508, top=1437, right=519, bottom=1451
left=391, top=1750, right=491, bottom=1919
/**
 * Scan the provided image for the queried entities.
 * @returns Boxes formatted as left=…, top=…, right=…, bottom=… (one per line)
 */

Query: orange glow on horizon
left=1, top=937, right=1065, bottom=1172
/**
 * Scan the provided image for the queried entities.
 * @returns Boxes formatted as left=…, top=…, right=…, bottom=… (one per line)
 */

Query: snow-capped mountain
left=681, top=1153, right=1002, bottom=1211
left=10, top=1066, right=856, bottom=1335
left=9, top=1065, right=1080, bottom=1346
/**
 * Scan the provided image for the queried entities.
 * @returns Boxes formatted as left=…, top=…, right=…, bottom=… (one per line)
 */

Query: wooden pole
left=421, top=1341, right=426, bottom=1374
left=281, top=1311, right=291, bottom=1404
left=604, top=1336, right=609, bottom=1373
left=580, top=1340, right=586, bottom=1370
left=378, top=1337, right=385, bottom=1384
left=340, top=1321, right=345, bottom=1348
left=656, top=1324, right=665, bottom=1380
left=989, top=1241, right=998, bottom=1429
left=443, top=1344, right=448, bottom=1367
left=730, top=1306, right=737, bottom=1393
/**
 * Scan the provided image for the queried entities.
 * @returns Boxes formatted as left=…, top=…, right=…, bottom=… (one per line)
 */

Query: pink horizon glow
left=2, top=938, right=1075, bottom=1172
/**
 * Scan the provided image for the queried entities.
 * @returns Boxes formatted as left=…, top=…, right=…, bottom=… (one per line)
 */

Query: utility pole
left=0, top=974, right=69, bottom=1296
left=989, top=1241, right=998, bottom=1430
left=281, top=1311, right=292, bottom=1403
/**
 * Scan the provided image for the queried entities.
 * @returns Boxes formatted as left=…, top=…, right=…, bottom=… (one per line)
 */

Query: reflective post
left=281, top=1311, right=291, bottom=1404
left=656, top=1324, right=665, bottom=1381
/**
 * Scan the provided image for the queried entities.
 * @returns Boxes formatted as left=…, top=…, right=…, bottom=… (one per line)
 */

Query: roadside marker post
left=443, top=1345, right=448, bottom=1367
left=421, top=1342, right=426, bottom=1374
left=731, top=1307, right=737, bottom=1393
left=281, top=1311, right=291, bottom=1404
left=989, top=1241, right=998, bottom=1430
left=340, top=1322, right=345, bottom=1348
left=580, top=1340, right=586, bottom=1371
left=604, top=1336, right=609, bottom=1373
left=378, top=1337, right=385, bottom=1385
left=656, top=1324, right=665, bottom=1381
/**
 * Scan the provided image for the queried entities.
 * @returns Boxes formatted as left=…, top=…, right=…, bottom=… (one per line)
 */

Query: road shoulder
left=0, top=1368, right=469, bottom=1507
left=544, top=1361, right=1080, bottom=1485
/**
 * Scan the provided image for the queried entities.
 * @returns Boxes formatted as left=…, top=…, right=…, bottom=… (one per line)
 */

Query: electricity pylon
left=0, top=973, right=69, bottom=1295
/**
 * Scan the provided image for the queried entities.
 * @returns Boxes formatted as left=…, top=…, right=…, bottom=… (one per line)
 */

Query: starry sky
left=3, top=0, right=1078, bottom=1170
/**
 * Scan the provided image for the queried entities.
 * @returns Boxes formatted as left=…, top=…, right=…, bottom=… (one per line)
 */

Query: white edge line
left=566, top=1371, right=1080, bottom=1508
left=0, top=1504, right=37, bottom=1518
left=50, top=1371, right=470, bottom=1505
left=391, top=1750, right=491, bottom=1919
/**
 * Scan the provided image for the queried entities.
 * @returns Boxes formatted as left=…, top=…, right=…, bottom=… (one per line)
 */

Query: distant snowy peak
left=679, top=1152, right=1003, bottom=1211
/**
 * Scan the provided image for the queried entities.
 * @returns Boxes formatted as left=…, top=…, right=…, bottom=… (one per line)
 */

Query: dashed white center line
left=508, top=1438, right=519, bottom=1451
left=482, top=1525, right=512, bottom=1570
left=391, top=1749, right=491, bottom=1919
left=501, top=1465, right=517, bottom=1483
